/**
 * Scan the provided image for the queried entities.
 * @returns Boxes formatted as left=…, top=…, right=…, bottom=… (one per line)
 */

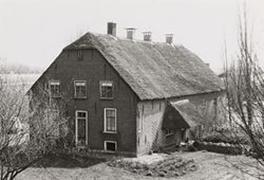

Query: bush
left=201, top=132, right=249, bottom=145
left=194, top=141, right=243, bottom=155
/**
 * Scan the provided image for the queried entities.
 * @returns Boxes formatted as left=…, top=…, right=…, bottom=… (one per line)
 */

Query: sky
left=0, top=0, right=263, bottom=74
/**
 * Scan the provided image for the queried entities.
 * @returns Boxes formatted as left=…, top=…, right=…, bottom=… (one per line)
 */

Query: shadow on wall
left=151, top=111, right=166, bottom=152
left=151, top=124, right=162, bottom=152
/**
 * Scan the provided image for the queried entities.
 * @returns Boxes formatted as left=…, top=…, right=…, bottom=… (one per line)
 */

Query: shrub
left=202, top=132, right=249, bottom=145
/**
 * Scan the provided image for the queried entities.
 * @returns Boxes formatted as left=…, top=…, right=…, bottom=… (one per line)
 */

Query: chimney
left=126, top=28, right=136, bottom=40
left=107, top=22, right=117, bottom=36
left=143, top=32, right=152, bottom=41
left=165, top=34, right=173, bottom=44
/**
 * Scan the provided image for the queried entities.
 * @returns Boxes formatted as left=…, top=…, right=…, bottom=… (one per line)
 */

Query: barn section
left=135, top=90, right=223, bottom=155
left=29, top=48, right=140, bottom=156
left=136, top=100, right=166, bottom=155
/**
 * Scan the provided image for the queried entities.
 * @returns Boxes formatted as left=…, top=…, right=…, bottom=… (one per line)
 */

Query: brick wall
left=31, top=49, right=139, bottom=154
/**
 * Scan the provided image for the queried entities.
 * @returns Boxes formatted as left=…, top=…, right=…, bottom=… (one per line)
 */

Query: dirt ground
left=17, top=151, right=264, bottom=180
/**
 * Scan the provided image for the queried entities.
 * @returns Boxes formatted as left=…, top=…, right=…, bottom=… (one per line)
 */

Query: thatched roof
left=65, top=32, right=223, bottom=100
left=170, top=100, right=204, bottom=128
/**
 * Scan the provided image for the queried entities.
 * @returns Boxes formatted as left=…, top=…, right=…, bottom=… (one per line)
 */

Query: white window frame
left=104, top=108, right=117, bottom=133
left=137, top=109, right=141, bottom=133
left=75, top=110, right=88, bottom=146
left=137, top=114, right=143, bottom=133
left=164, top=129, right=173, bottom=136
left=74, top=80, right=87, bottom=99
left=100, top=81, right=113, bottom=99
left=104, top=140, right=117, bottom=152
left=49, top=80, right=61, bottom=98
left=137, top=106, right=144, bottom=133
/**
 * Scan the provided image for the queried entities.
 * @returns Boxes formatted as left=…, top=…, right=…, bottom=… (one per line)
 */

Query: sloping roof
left=170, top=100, right=205, bottom=128
left=64, top=32, right=223, bottom=100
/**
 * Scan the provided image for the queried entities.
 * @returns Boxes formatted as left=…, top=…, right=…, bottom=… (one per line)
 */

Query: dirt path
left=17, top=151, right=263, bottom=180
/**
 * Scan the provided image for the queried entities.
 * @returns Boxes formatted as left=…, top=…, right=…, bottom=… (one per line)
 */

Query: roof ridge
left=84, top=31, right=183, bottom=47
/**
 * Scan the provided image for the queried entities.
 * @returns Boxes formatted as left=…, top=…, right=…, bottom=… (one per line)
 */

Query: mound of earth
left=107, top=155, right=197, bottom=178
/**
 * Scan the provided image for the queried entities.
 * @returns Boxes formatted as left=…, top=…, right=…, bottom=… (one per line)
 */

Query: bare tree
left=0, top=74, right=69, bottom=180
left=224, top=8, right=264, bottom=164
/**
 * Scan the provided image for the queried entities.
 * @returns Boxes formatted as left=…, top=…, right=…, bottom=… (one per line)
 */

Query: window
left=137, top=111, right=143, bottom=133
left=45, top=109, right=60, bottom=122
left=74, top=80, right=87, bottom=98
left=104, top=108, right=117, bottom=133
left=75, top=110, right=88, bottom=146
left=137, top=105, right=144, bottom=133
left=77, top=50, right=83, bottom=60
left=49, top=80, right=61, bottom=98
left=199, top=99, right=208, bottom=112
left=45, top=109, right=60, bottom=136
left=100, top=81, right=113, bottom=99
left=104, top=141, right=117, bottom=152
left=164, top=129, right=173, bottom=136
left=137, top=110, right=141, bottom=133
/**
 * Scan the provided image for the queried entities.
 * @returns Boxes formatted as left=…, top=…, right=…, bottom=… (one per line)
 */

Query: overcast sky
left=0, top=0, right=263, bottom=73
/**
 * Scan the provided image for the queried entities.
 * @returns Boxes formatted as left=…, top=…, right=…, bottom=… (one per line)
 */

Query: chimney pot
left=165, top=34, right=173, bottom=44
left=126, top=28, right=136, bottom=40
left=107, top=22, right=117, bottom=36
left=143, top=32, right=152, bottom=41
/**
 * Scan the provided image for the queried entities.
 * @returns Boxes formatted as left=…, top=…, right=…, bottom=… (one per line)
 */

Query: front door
left=75, top=110, right=88, bottom=146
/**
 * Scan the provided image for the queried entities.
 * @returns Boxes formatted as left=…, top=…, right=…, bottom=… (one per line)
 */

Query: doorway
left=75, top=110, right=88, bottom=146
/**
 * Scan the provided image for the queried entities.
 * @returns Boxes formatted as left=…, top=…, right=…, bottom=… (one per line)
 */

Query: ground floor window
left=104, top=108, right=117, bottom=133
left=45, top=109, right=60, bottom=136
left=75, top=110, right=88, bottom=146
left=104, top=141, right=117, bottom=152
left=164, top=129, right=173, bottom=136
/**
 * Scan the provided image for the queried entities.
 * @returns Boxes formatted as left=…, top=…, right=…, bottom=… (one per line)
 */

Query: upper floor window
left=49, top=80, right=61, bottom=98
left=100, top=81, right=113, bottom=99
left=74, top=80, right=87, bottom=99
left=104, top=108, right=117, bottom=133
left=77, top=50, right=83, bottom=60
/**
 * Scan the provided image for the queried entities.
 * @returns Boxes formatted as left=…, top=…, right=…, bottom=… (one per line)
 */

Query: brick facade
left=30, top=49, right=139, bottom=155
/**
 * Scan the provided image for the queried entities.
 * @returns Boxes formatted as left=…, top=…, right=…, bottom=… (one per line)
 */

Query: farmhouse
left=28, top=22, right=223, bottom=156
